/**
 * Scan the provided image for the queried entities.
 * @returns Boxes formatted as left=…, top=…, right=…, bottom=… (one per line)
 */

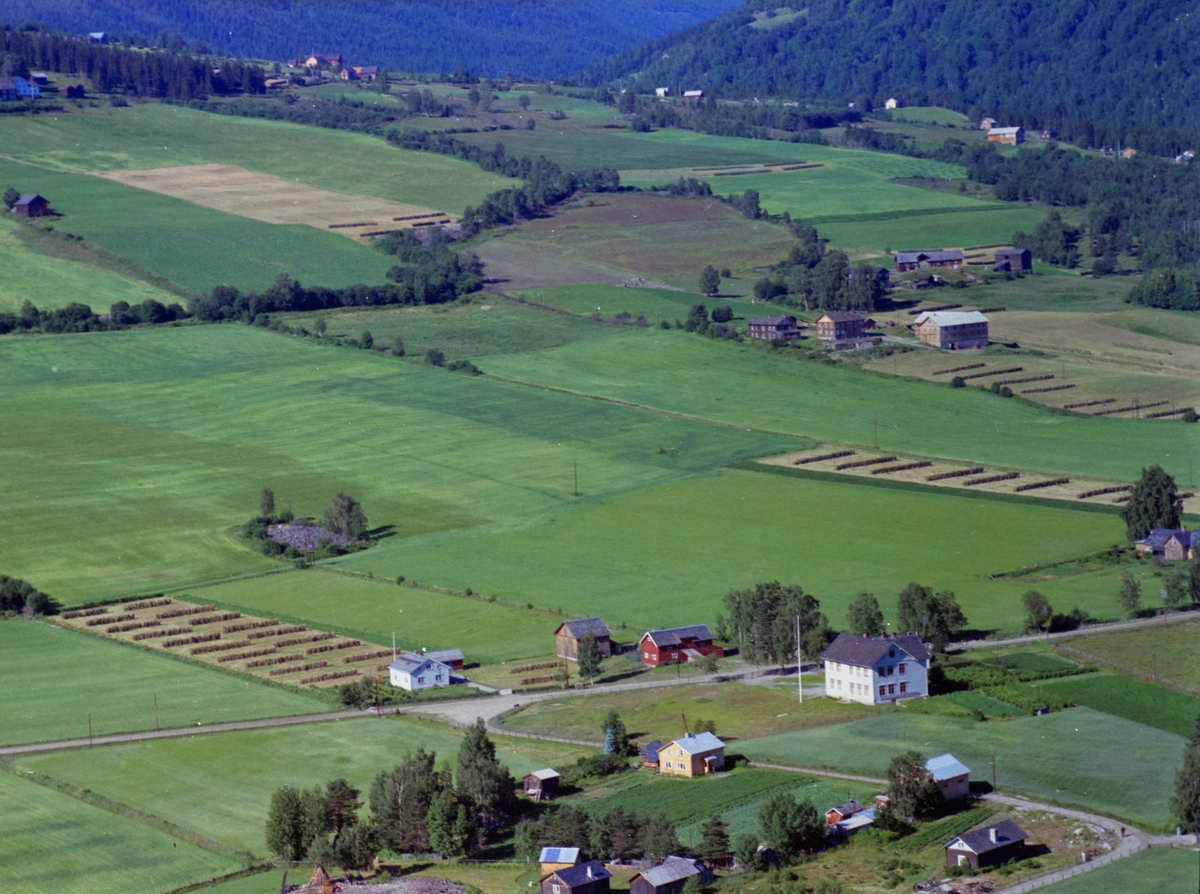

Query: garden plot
left=97, top=164, right=447, bottom=240
left=56, top=597, right=395, bottom=688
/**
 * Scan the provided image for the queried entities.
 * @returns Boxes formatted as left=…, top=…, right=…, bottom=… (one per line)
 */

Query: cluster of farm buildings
left=748, top=307, right=991, bottom=351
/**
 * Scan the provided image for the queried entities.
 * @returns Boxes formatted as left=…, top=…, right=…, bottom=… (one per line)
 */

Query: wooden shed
left=12, top=194, right=49, bottom=218
left=630, top=856, right=710, bottom=894
left=945, top=820, right=1028, bottom=870
left=555, top=618, right=612, bottom=661
left=523, top=768, right=560, bottom=801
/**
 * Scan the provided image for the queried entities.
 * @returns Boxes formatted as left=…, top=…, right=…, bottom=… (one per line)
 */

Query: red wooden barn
left=639, top=625, right=723, bottom=666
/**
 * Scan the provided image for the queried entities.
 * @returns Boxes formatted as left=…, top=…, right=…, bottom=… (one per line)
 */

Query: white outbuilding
left=388, top=653, right=451, bottom=691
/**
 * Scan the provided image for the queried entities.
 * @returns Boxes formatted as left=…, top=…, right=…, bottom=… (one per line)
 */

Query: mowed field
left=0, top=216, right=179, bottom=313
left=1063, top=620, right=1200, bottom=691
left=1033, top=671, right=1200, bottom=737
left=517, top=284, right=715, bottom=323
left=0, top=620, right=326, bottom=745
left=479, top=329, right=1200, bottom=483
left=0, top=769, right=242, bottom=894
left=0, top=324, right=796, bottom=603
left=1036, top=847, right=1199, bottom=893
left=737, top=707, right=1185, bottom=830
left=336, top=467, right=1127, bottom=635
left=12, top=717, right=594, bottom=856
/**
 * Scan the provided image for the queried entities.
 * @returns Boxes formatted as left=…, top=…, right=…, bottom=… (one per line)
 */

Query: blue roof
left=672, top=732, right=724, bottom=754
left=552, top=861, right=611, bottom=887
left=926, top=753, right=970, bottom=781
left=639, top=740, right=663, bottom=760
left=1137, top=528, right=1200, bottom=550
left=539, top=847, right=580, bottom=864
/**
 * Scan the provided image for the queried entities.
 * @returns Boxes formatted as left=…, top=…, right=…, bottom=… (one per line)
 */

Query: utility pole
left=573, top=460, right=579, bottom=497
left=991, top=746, right=997, bottom=793
left=796, top=613, right=803, bottom=704
left=392, top=632, right=397, bottom=662
left=88, top=713, right=93, bottom=748
left=154, top=693, right=159, bottom=731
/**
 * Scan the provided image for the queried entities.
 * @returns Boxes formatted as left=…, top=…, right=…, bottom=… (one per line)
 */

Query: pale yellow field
left=97, top=164, right=449, bottom=239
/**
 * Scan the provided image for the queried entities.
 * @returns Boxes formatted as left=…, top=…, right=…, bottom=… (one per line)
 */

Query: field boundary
left=1056, top=643, right=1200, bottom=696
left=803, top=202, right=1012, bottom=226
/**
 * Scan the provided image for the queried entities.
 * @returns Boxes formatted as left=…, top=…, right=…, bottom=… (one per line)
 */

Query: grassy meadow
left=737, top=707, right=1184, bottom=830
left=12, top=717, right=594, bottom=856
left=517, top=284, right=715, bottom=322
left=1064, top=620, right=1200, bottom=691
left=338, top=467, right=1127, bottom=634
left=0, top=324, right=796, bottom=603
left=1033, top=671, right=1200, bottom=737
left=0, top=768, right=243, bottom=894
left=0, top=620, right=327, bottom=745
left=480, top=328, right=1200, bottom=483
left=1035, top=847, right=1199, bottom=893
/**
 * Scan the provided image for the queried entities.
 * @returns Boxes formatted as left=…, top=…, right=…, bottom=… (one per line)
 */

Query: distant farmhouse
left=987, top=126, right=1024, bottom=145
left=895, top=249, right=963, bottom=272
left=748, top=314, right=801, bottom=341
left=630, top=856, right=710, bottom=894
left=885, top=97, right=901, bottom=109
left=822, top=632, right=930, bottom=704
left=305, top=53, right=343, bottom=68
left=555, top=617, right=613, bottom=660
left=387, top=652, right=451, bottom=691
left=993, top=247, right=1031, bottom=272
left=683, top=90, right=703, bottom=99
left=945, top=820, right=1028, bottom=870
left=342, top=65, right=379, bottom=81
left=88, top=31, right=108, bottom=44
left=815, top=311, right=865, bottom=342
left=1135, top=528, right=1199, bottom=561
left=925, top=753, right=971, bottom=801
left=639, top=624, right=723, bottom=666
left=0, top=76, right=40, bottom=101
left=912, top=311, right=989, bottom=350
left=12, top=194, right=50, bottom=217
left=657, top=732, right=725, bottom=777
left=541, top=860, right=611, bottom=894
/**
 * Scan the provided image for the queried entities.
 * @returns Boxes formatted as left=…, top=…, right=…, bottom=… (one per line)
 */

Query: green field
left=0, top=768, right=242, bottom=894
left=737, top=707, right=1184, bottom=830
left=0, top=620, right=327, bottom=745
left=817, top=204, right=1046, bottom=255
left=0, top=104, right=509, bottom=211
left=0, top=217, right=182, bottom=313
left=1036, top=847, right=1198, bottom=893
left=516, top=285, right=715, bottom=323
left=1066, top=621, right=1200, bottom=691
left=0, top=157, right=395, bottom=294
left=189, top=570, right=554, bottom=664
left=480, top=329, right=1200, bottom=483
left=887, top=107, right=973, bottom=127
left=1036, top=672, right=1200, bottom=736
left=0, top=324, right=796, bottom=604
left=13, top=717, right=593, bottom=856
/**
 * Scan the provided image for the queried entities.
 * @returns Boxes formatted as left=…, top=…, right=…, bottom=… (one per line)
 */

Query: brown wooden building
left=945, top=820, right=1028, bottom=870
left=541, top=860, right=611, bottom=894
left=912, top=311, right=989, bottom=349
left=895, top=249, right=963, bottom=272
left=993, top=248, right=1031, bottom=272
left=13, top=194, right=49, bottom=217
left=523, top=768, right=560, bottom=801
left=815, top=311, right=866, bottom=341
left=747, top=315, right=800, bottom=341
left=630, top=857, right=711, bottom=894
left=555, top=618, right=613, bottom=661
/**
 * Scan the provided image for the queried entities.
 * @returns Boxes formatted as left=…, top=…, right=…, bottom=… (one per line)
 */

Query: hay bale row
left=187, top=612, right=241, bottom=627
left=997, top=375, right=1054, bottom=386
left=299, top=669, right=360, bottom=685
left=342, top=649, right=393, bottom=664
left=1014, top=477, right=1070, bottom=492
left=961, top=366, right=1022, bottom=381
left=87, top=613, right=134, bottom=627
left=932, top=362, right=985, bottom=376
left=871, top=461, right=932, bottom=475
left=1022, top=384, right=1076, bottom=394
left=246, top=653, right=307, bottom=669
left=247, top=624, right=307, bottom=640
left=133, top=626, right=191, bottom=641
left=521, top=675, right=556, bottom=685
left=793, top=450, right=855, bottom=465
left=306, top=639, right=361, bottom=656
left=217, top=647, right=276, bottom=663
left=62, top=607, right=108, bottom=619
left=392, top=212, right=446, bottom=222
left=125, top=598, right=171, bottom=611
left=1147, top=406, right=1194, bottom=419
left=510, top=660, right=560, bottom=674
left=1064, top=398, right=1116, bottom=409
left=163, top=633, right=221, bottom=648
left=836, top=455, right=897, bottom=470
left=328, top=221, right=378, bottom=228
left=193, top=640, right=263, bottom=656
left=156, top=604, right=216, bottom=619
left=926, top=466, right=985, bottom=481
left=963, top=472, right=1020, bottom=487
left=1093, top=400, right=1169, bottom=416
left=106, top=620, right=160, bottom=634
left=223, top=619, right=279, bottom=634
left=1078, top=485, right=1129, bottom=499
left=270, top=660, right=328, bottom=677
left=276, top=632, right=337, bottom=648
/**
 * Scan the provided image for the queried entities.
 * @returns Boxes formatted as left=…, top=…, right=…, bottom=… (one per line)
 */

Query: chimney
left=989, top=827, right=997, bottom=843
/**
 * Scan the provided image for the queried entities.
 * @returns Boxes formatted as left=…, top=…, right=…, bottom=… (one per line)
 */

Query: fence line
left=1057, top=645, right=1200, bottom=696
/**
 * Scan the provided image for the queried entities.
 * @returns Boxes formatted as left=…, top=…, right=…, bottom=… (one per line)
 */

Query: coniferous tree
left=1171, top=714, right=1200, bottom=833
left=578, top=632, right=602, bottom=684
left=368, top=747, right=444, bottom=853
left=1121, top=466, right=1179, bottom=542
left=641, top=811, right=682, bottom=863
left=426, top=788, right=473, bottom=857
left=456, top=719, right=516, bottom=839
left=260, top=487, right=275, bottom=519
left=601, top=709, right=631, bottom=756
left=697, top=815, right=730, bottom=866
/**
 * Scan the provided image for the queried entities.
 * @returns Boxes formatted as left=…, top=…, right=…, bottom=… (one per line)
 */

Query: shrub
left=950, top=376, right=966, bottom=388
left=426, top=348, right=445, bottom=366
left=711, top=305, right=734, bottom=323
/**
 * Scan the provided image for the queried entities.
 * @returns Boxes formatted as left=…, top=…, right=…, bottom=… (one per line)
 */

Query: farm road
left=949, top=609, right=1200, bottom=653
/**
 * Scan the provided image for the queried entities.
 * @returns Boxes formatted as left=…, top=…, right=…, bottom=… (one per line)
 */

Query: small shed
left=683, top=90, right=704, bottom=99
left=424, top=648, right=465, bottom=671
left=630, top=856, right=710, bottom=894
left=639, top=740, right=663, bottom=768
left=885, top=97, right=901, bottom=109
left=541, top=859, right=611, bottom=894
left=979, top=117, right=997, bottom=130
left=925, top=753, right=971, bottom=801
left=13, top=194, right=50, bottom=218
left=994, top=248, right=1031, bottom=272
left=945, top=820, right=1028, bottom=870
left=523, top=768, right=560, bottom=801
left=655, top=87, right=670, bottom=97
left=539, top=846, right=581, bottom=876
left=555, top=618, right=613, bottom=661
left=824, top=799, right=864, bottom=825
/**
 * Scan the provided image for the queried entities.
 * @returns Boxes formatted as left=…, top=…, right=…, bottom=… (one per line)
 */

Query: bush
left=711, top=305, right=734, bottom=323
left=447, top=359, right=482, bottom=375
left=426, top=349, right=445, bottom=366
left=951, top=376, right=966, bottom=388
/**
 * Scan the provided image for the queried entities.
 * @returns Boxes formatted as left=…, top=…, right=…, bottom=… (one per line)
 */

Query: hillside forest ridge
left=2, top=6, right=1200, bottom=894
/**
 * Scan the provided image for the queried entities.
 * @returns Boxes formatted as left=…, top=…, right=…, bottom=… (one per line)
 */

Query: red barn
left=639, top=625, right=723, bottom=666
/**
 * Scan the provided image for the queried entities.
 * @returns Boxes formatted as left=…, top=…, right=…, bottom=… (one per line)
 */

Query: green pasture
left=0, top=768, right=242, bottom=894
left=887, top=106, right=972, bottom=127
left=0, top=157, right=394, bottom=294
left=1034, top=672, right=1200, bottom=737
left=1105, top=306, right=1200, bottom=345
left=1036, top=847, right=1198, bottom=893
left=13, top=717, right=593, bottom=856
left=737, top=707, right=1184, bottom=830
left=817, top=205, right=1046, bottom=255
left=0, top=620, right=326, bottom=745
left=190, top=570, right=553, bottom=664
left=276, top=301, right=612, bottom=360
left=516, top=285, right=714, bottom=322
left=1067, top=621, right=1200, bottom=691
left=0, top=104, right=509, bottom=211
left=337, top=467, right=1126, bottom=635
left=480, top=329, right=1200, bottom=483
left=956, top=269, right=1137, bottom=312
left=0, top=325, right=795, bottom=603
left=0, top=217, right=180, bottom=313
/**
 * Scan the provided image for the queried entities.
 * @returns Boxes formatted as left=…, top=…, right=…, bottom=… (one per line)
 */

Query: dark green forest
left=585, top=0, right=1200, bottom=155
left=0, top=0, right=742, bottom=78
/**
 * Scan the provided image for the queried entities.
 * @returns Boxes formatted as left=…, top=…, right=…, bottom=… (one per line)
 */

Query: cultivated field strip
left=55, top=598, right=395, bottom=688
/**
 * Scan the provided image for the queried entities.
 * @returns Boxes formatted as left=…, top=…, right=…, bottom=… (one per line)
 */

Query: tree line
left=0, top=574, right=57, bottom=616
left=0, top=297, right=187, bottom=335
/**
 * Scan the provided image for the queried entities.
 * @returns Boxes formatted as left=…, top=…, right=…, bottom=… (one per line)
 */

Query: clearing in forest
left=97, top=164, right=447, bottom=239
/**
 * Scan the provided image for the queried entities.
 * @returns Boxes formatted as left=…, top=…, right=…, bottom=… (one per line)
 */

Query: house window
left=553, top=886, right=561, bottom=893
left=887, top=665, right=894, bottom=676
left=665, top=761, right=672, bottom=769
left=878, top=685, right=886, bottom=697
left=899, top=663, right=906, bottom=674
left=418, top=676, right=425, bottom=683
left=644, top=651, right=650, bottom=659
left=900, top=682, right=907, bottom=693
left=888, top=684, right=895, bottom=695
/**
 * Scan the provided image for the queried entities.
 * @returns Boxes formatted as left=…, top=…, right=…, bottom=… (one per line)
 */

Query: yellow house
left=658, top=732, right=725, bottom=777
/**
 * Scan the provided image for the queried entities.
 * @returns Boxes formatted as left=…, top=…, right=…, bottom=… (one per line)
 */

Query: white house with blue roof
left=388, top=652, right=450, bottom=691
left=925, top=753, right=970, bottom=801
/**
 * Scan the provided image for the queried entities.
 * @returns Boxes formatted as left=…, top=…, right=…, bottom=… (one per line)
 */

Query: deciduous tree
left=322, top=492, right=368, bottom=539
left=426, top=788, right=473, bottom=857
left=885, top=751, right=941, bottom=820
left=1021, top=590, right=1052, bottom=633
left=699, top=266, right=720, bottom=296
left=578, top=632, right=602, bottom=684
left=846, top=592, right=885, bottom=636
left=723, top=581, right=832, bottom=666
left=896, top=583, right=967, bottom=650
left=2, top=187, right=18, bottom=211
left=260, top=487, right=275, bottom=519
left=1121, top=465, right=1179, bottom=542
left=758, top=793, right=823, bottom=858
left=1171, top=713, right=1200, bottom=833
left=1118, top=571, right=1142, bottom=618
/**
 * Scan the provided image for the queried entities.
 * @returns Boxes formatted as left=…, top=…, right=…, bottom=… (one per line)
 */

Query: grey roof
left=821, top=632, right=930, bottom=667
left=526, top=768, right=559, bottom=781
left=994, top=248, right=1029, bottom=258
left=14, top=194, right=45, bottom=207
left=748, top=315, right=797, bottom=327
left=818, top=311, right=865, bottom=323
left=0, top=77, right=15, bottom=90
left=672, top=731, right=724, bottom=754
left=559, top=617, right=611, bottom=640
left=896, top=249, right=964, bottom=264
left=389, top=653, right=448, bottom=674
left=925, top=753, right=970, bottom=781
left=948, top=820, right=1028, bottom=855
left=1137, top=528, right=1200, bottom=550
left=827, top=799, right=863, bottom=816
left=551, top=860, right=611, bottom=887
left=642, top=625, right=714, bottom=648
left=639, top=740, right=663, bottom=761
left=539, top=846, right=580, bottom=864
left=912, top=311, right=989, bottom=327
left=639, top=856, right=703, bottom=887
left=424, top=648, right=463, bottom=664
left=989, top=126, right=1024, bottom=136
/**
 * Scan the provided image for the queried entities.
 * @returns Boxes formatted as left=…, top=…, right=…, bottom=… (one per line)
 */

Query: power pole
left=88, top=713, right=93, bottom=748
left=154, top=693, right=159, bottom=731
left=573, top=460, right=580, bottom=497
left=796, top=613, right=803, bottom=704
left=991, top=746, right=997, bottom=793
left=392, top=632, right=396, bottom=662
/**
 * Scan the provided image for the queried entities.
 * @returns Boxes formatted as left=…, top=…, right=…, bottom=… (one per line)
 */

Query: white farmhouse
left=388, top=653, right=451, bottom=691
left=821, top=633, right=929, bottom=704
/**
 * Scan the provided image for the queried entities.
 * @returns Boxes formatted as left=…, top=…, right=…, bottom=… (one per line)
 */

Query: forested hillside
left=585, top=0, right=1200, bottom=153
left=0, top=0, right=742, bottom=78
